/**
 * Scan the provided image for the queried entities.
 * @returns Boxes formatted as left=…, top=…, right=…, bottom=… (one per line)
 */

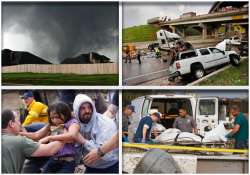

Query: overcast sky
left=2, top=2, right=118, bottom=63
left=123, top=2, right=214, bottom=28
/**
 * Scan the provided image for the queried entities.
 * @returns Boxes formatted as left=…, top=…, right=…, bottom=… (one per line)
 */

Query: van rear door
left=131, top=97, right=152, bottom=136
left=196, top=97, right=219, bottom=136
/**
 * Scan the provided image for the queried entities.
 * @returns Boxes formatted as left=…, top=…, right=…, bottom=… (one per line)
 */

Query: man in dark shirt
left=173, top=108, right=197, bottom=134
left=122, top=105, right=135, bottom=142
left=134, top=112, right=161, bottom=143
left=226, top=105, right=248, bottom=149
left=136, top=50, right=141, bottom=64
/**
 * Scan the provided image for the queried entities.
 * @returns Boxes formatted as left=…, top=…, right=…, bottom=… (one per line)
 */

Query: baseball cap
left=21, top=91, right=34, bottom=99
left=152, top=112, right=161, bottom=118
left=127, top=105, right=135, bottom=113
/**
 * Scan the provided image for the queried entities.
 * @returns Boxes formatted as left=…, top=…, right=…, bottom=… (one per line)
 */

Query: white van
left=131, top=94, right=228, bottom=136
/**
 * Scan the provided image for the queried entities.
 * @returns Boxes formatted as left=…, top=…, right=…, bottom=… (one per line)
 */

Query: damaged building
left=61, top=52, right=112, bottom=64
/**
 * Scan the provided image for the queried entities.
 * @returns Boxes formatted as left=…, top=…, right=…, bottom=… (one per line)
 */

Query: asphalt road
left=122, top=55, right=170, bottom=85
left=122, top=40, right=221, bottom=85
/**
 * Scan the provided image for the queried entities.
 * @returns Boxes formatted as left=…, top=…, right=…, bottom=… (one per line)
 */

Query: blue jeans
left=85, top=162, right=119, bottom=174
left=133, top=137, right=149, bottom=143
left=22, top=157, right=49, bottom=173
left=24, top=122, right=46, bottom=132
left=22, top=123, right=48, bottom=173
left=235, top=140, right=248, bottom=149
left=122, top=135, right=129, bottom=142
left=42, top=157, right=76, bottom=173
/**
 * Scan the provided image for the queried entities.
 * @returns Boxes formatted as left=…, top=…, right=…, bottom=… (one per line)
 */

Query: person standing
left=137, top=50, right=141, bottom=64
left=134, top=112, right=161, bottom=143
left=226, top=105, right=248, bottom=149
left=173, top=108, right=198, bottom=134
left=122, top=105, right=135, bottom=142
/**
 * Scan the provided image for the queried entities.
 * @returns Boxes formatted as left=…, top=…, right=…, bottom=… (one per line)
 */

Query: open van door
left=196, top=97, right=219, bottom=136
left=131, top=96, right=152, bottom=121
left=130, top=97, right=152, bottom=140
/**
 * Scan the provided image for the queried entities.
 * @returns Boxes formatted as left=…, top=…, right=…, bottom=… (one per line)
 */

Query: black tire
left=168, top=77, right=174, bottom=82
left=191, top=64, right=205, bottom=79
left=230, top=54, right=240, bottom=66
left=148, top=45, right=153, bottom=51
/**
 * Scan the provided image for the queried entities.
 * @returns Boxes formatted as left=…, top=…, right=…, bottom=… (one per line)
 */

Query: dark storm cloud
left=2, top=2, right=118, bottom=63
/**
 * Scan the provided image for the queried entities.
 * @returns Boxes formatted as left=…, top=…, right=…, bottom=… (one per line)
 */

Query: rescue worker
left=136, top=50, right=141, bottom=64
left=173, top=108, right=198, bottom=134
left=154, top=47, right=161, bottom=58
left=124, top=50, right=131, bottom=63
left=21, top=91, right=48, bottom=132
left=122, top=105, right=135, bottom=142
left=226, top=105, right=248, bottom=149
left=134, top=112, right=161, bottom=143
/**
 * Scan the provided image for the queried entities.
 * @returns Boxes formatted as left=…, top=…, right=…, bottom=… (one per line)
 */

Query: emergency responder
left=226, top=105, right=248, bottom=149
left=173, top=108, right=198, bottom=134
left=21, top=91, right=48, bottom=131
left=134, top=112, right=161, bottom=143
left=122, top=105, right=135, bottom=142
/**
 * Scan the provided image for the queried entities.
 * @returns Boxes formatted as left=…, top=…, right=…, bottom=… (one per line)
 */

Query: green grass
left=198, top=60, right=248, bottom=86
left=2, top=72, right=118, bottom=85
left=123, top=25, right=160, bottom=43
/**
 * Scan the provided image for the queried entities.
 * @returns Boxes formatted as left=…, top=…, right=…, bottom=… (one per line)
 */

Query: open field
left=2, top=72, right=118, bottom=85
left=198, top=60, right=248, bottom=86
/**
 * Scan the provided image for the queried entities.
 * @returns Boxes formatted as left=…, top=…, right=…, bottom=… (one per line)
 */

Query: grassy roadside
left=2, top=72, right=118, bottom=85
left=123, top=25, right=159, bottom=43
left=198, top=60, right=248, bottom=86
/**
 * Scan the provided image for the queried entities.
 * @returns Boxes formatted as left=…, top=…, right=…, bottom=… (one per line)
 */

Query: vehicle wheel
left=230, top=55, right=240, bottom=66
left=192, top=65, right=205, bottom=79
left=148, top=45, right=153, bottom=51
left=168, top=77, right=174, bottom=82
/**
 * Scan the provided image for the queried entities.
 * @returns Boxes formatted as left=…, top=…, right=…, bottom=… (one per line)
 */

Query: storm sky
left=2, top=2, right=118, bottom=63
left=123, top=2, right=214, bottom=28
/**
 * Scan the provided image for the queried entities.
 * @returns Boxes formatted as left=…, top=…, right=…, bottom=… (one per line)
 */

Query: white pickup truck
left=168, top=47, right=240, bottom=80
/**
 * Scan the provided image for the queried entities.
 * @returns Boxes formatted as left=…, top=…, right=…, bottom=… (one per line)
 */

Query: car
left=148, top=42, right=159, bottom=51
left=168, top=47, right=240, bottom=80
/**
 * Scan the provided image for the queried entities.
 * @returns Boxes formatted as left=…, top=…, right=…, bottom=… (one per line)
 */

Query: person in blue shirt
left=226, top=105, right=248, bottom=149
left=134, top=112, right=161, bottom=143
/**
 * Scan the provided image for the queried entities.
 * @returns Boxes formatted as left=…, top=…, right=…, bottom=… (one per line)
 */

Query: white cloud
left=178, top=5, right=185, bottom=13
left=3, top=32, right=33, bottom=51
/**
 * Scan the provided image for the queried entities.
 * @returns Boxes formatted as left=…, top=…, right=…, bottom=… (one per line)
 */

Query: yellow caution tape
left=123, top=143, right=248, bottom=153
